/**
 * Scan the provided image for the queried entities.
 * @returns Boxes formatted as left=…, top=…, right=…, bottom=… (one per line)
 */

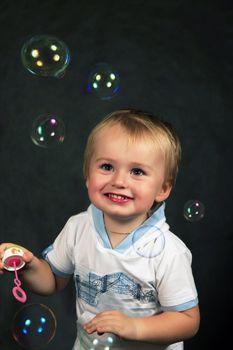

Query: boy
left=0, top=109, right=200, bottom=350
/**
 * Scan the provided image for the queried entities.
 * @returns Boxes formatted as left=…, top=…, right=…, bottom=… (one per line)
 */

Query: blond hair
left=83, top=109, right=181, bottom=186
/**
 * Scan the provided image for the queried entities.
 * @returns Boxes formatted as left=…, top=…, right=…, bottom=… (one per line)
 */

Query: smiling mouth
left=105, top=193, right=133, bottom=202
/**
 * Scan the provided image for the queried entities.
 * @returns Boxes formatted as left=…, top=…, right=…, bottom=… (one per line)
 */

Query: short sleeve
left=42, top=217, right=76, bottom=277
left=156, top=248, right=198, bottom=311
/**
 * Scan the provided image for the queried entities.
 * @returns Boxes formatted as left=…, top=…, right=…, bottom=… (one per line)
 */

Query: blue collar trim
left=91, top=203, right=166, bottom=253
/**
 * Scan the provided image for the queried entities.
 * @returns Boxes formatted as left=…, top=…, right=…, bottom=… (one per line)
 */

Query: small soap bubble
left=183, top=200, right=205, bottom=222
left=12, top=303, right=57, bottom=349
left=87, top=63, right=120, bottom=100
left=79, top=326, right=116, bottom=350
left=31, top=114, right=65, bottom=148
left=21, top=35, right=70, bottom=78
left=132, top=225, right=165, bottom=259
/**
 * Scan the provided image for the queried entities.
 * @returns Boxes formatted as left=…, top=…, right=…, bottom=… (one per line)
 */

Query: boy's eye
left=100, top=163, right=113, bottom=171
left=131, top=168, right=145, bottom=176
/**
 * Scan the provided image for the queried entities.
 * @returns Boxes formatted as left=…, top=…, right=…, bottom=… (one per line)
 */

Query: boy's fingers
left=23, top=251, right=34, bottom=263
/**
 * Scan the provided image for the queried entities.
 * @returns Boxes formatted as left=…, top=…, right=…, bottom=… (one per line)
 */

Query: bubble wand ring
left=12, top=261, right=27, bottom=303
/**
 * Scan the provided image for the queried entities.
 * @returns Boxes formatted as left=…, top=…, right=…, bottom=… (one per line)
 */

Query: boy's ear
left=155, top=181, right=172, bottom=203
left=85, top=178, right=89, bottom=188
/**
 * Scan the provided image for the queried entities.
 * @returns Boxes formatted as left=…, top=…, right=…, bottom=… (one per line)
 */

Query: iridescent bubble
left=79, top=325, right=116, bottom=350
left=31, top=114, right=65, bottom=148
left=132, top=225, right=165, bottom=259
left=21, top=35, right=70, bottom=78
left=87, top=63, right=120, bottom=100
left=12, top=303, right=57, bottom=349
left=183, top=200, right=205, bottom=222
left=89, top=336, right=114, bottom=350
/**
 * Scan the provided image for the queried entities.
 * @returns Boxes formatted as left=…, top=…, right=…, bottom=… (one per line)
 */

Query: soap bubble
left=80, top=328, right=116, bottom=350
left=31, top=114, right=65, bottom=148
left=87, top=63, right=120, bottom=100
left=183, top=200, right=205, bottom=222
left=21, top=35, right=70, bottom=78
left=12, top=303, right=57, bottom=349
left=91, top=335, right=114, bottom=350
left=132, top=225, right=165, bottom=258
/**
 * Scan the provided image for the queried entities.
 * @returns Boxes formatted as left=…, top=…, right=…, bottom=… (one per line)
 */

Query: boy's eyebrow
left=94, top=157, right=114, bottom=162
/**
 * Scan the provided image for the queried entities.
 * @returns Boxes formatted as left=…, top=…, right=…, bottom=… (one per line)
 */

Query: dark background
left=0, top=0, right=232, bottom=349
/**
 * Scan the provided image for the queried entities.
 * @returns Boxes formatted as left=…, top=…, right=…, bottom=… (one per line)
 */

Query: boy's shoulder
left=163, top=228, right=192, bottom=262
left=66, top=205, right=93, bottom=225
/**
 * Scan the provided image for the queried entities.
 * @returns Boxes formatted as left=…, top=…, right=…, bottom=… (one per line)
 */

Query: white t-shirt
left=43, top=203, right=198, bottom=350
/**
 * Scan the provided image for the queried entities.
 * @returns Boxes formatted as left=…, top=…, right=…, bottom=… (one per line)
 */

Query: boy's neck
left=103, top=212, right=148, bottom=248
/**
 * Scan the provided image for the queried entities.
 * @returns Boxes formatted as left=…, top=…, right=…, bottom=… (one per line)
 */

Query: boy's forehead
left=95, top=124, right=165, bottom=150
left=93, top=126, right=165, bottom=161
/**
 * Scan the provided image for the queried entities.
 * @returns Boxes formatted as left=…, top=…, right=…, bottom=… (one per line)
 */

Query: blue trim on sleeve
left=42, top=244, right=54, bottom=259
left=42, top=245, right=72, bottom=278
left=161, top=297, right=199, bottom=312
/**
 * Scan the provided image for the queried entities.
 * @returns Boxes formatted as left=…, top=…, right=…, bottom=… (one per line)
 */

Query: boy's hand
left=83, top=310, right=138, bottom=340
left=0, top=243, right=34, bottom=274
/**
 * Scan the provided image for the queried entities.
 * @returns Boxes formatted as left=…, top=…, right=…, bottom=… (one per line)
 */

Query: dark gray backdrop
left=0, top=0, right=232, bottom=349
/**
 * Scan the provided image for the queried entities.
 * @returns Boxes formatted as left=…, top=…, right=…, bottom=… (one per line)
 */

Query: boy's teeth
left=109, top=194, right=126, bottom=199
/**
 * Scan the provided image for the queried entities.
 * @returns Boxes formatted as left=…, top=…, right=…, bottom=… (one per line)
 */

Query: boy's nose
left=111, top=170, right=127, bottom=188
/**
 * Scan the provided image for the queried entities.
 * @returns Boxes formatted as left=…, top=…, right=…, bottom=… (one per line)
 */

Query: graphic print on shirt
left=74, top=267, right=156, bottom=307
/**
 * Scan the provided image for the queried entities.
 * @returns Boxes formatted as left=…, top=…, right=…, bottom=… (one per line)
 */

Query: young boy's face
left=86, top=125, right=171, bottom=225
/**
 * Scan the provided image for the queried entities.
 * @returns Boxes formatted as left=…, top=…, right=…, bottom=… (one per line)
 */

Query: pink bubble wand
left=2, top=247, right=27, bottom=303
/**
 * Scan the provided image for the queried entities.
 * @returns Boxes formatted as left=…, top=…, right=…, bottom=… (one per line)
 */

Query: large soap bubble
left=31, top=114, right=65, bottom=148
left=21, top=35, right=70, bottom=78
left=183, top=200, right=205, bottom=222
left=87, top=63, right=120, bottom=100
left=12, top=303, right=57, bottom=349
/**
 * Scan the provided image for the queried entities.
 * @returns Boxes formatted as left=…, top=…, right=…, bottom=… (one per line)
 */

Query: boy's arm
left=20, top=254, right=70, bottom=295
left=135, top=305, right=200, bottom=343
left=83, top=305, right=200, bottom=344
